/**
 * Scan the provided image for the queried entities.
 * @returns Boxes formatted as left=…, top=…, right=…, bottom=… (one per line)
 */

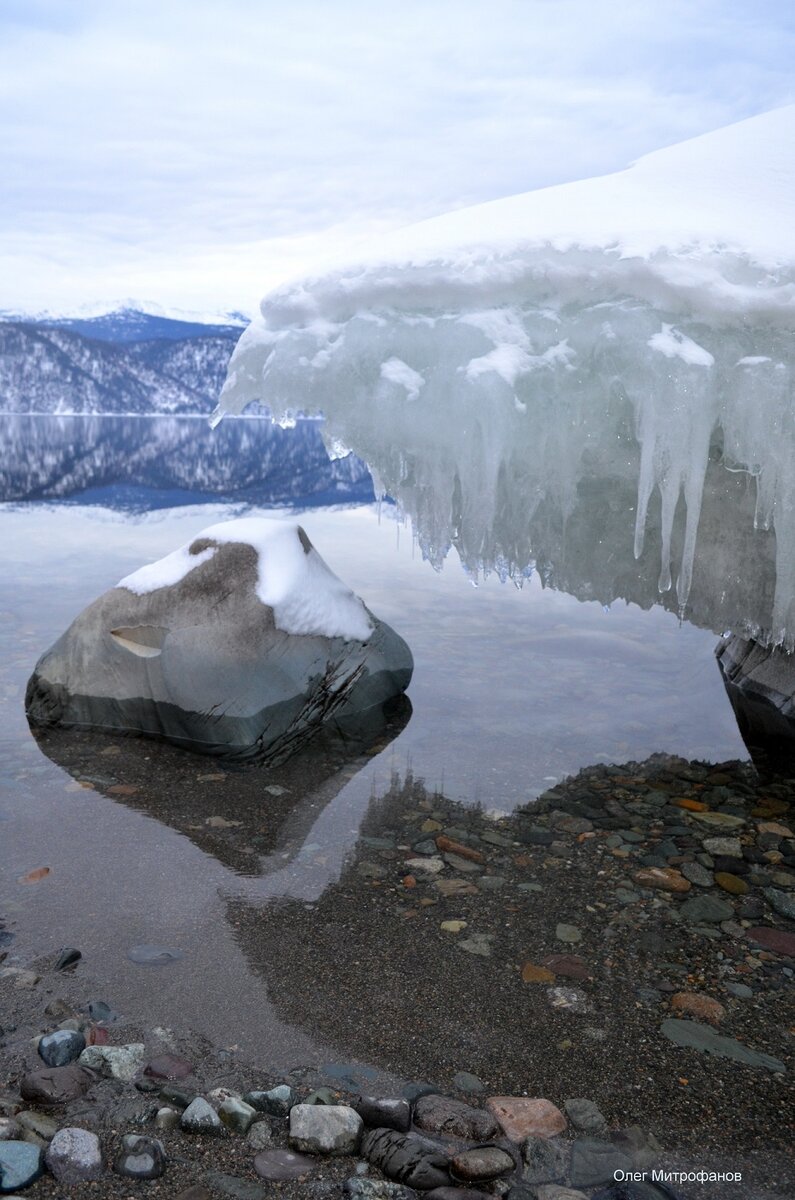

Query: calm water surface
left=0, top=415, right=748, bottom=1063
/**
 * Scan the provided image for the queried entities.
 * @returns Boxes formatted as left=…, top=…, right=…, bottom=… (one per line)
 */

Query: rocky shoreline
left=2, top=752, right=794, bottom=1199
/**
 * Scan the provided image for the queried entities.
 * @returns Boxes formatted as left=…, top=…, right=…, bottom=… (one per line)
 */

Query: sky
left=1, top=0, right=794, bottom=317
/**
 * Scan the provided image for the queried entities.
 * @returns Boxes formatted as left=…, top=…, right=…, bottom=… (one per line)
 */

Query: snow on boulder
left=25, top=518, right=412, bottom=760
left=216, top=106, right=795, bottom=647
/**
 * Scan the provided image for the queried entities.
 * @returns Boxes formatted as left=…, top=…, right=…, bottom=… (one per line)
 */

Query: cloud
left=1, top=0, right=793, bottom=312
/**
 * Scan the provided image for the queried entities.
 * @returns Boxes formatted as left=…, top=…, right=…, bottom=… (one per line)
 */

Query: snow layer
left=118, top=517, right=373, bottom=642
left=216, top=107, right=795, bottom=644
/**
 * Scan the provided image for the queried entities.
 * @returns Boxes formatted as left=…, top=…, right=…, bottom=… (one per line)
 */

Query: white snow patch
left=117, top=517, right=373, bottom=642
left=118, top=545, right=217, bottom=594
left=380, top=357, right=424, bottom=401
left=647, top=324, right=715, bottom=367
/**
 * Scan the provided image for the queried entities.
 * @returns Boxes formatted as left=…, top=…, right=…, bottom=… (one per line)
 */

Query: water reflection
left=1, top=414, right=373, bottom=510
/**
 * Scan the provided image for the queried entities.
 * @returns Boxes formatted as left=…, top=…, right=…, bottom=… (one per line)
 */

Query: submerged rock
left=26, top=518, right=413, bottom=761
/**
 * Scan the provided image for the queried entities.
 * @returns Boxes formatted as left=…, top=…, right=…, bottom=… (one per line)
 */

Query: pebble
left=247, top=1120, right=274, bottom=1150
left=354, top=1097, right=411, bottom=1132
left=19, top=1064, right=93, bottom=1105
left=361, top=1128, right=451, bottom=1191
left=451, top=1146, right=514, bottom=1182
left=54, top=947, right=81, bottom=971
left=555, top=924, right=582, bottom=944
left=458, top=933, right=494, bottom=957
left=714, top=872, right=748, bottom=895
left=253, top=1148, right=316, bottom=1182
left=38, top=1029, right=85, bottom=1068
left=219, top=1096, right=257, bottom=1134
left=764, top=887, right=795, bottom=920
left=670, top=991, right=725, bottom=1025
left=746, top=925, right=795, bottom=955
left=16, top=1113, right=57, bottom=1142
left=144, top=1053, right=193, bottom=1080
left=563, top=1098, right=607, bottom=1135
left=202, top=1172, right=266, bottom=1199
left=726, top=982, right=754, bottom=999
left=46, top=1127, right=103, bottom=1183
left=660, top=1018, right=786, bottom=1071
left=702, top=837, right=742, bottom=858
left=343, top=1181, right=417, bottom=1200
left=486, top=1096, right=567, bottom=1140
left=522, top=1135, right=567, bottom=1184
left=113, top=1134, right=167, bottom=1180
left=155, top=1106, right=181, bottom=1132
left=451, top=1071, right=484, bottom=1094
left=548, top=986, right=590, bottom=1013
left=569, top=1139, right=632, bottom=1188
left=244, top=1084, right=295, bottom=1117
left=542, top=954, right=591, bottom=981
left=0, top=1120, right=21, bottom=1143
left=180, top=1097, right=224, bottom=1135
left=78, top=1042, right=144, bottom=1081
left=289, top=1103, right=363, bottom=1155
left=0, top=1142, right=44, bottom=1192
left=679, top=895, right=734, bottom=924
left=680, top=862, right=713, bottom=887
left=633, top=868, right=690, bottom=894
left=414, top=1094, right=497, bottom=1140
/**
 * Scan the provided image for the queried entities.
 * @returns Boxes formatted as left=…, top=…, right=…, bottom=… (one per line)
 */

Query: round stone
left=451, top=1146, right=515, bottom=1182
left=0, top=1142, right=45, bottom=1192
left=486, top=1096, right=567, bottom=1140
left=46, top=1127, right=103, bottom=1184
left=38, top=1029, right=86, bottom=1068
left=253, top=1148, right=315, bottom=1182
left=114, top=1134, right=166, bottom=1180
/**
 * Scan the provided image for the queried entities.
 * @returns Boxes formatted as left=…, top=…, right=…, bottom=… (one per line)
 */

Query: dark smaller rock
left=20, top=1064, right=94, bottom=1106
left=355, top=1097, right=411, bottom=1132
left=414, top=1095, right=498, bottom=1140
left=54, top=947, right=81, bottom=971
left=38, top=1029, right=85, bottom=1068
left=114, top=1134, right=167, bottom=1180
left=174, top=1188, right=211, bottom=1200
left=244, top=1085, right=295, bottom=1117
left=362, top=1128, right=451, bottom=1191
left=450, top=1146, right=514, bottom=1183
left=144, top=1054, right=193, bottom=1080
left=181, top=1097, right=224, bottom=1134
left=253, top=1148, right=316, bottom=1182
left=570, top=1139, right=632, bottom=1188
left=203, top=1171, right=267, bottom=1200
left=86, top=1000, right=118, bottom=1023
left=451, top=1071, right=484, bottom=1094
left=522, top=1135, right=567, bottom=1184
left=564, top=1098, right=607, bottom=1135
left=401, top=1082, right=438, bottom=1104
left=159, top=1084, right=195, bottom=1110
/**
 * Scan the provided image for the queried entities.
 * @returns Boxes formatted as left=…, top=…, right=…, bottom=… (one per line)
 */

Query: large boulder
left=716, top=634, right=795, bottom=765
left=26, top=518, right=412, bottom=761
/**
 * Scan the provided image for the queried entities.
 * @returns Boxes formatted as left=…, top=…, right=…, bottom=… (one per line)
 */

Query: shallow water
left=1, top=415, right=749, bottom=1064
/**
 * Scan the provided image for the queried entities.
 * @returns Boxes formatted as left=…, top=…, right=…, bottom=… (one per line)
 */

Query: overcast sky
left=1, top=0, right=793, bottom=316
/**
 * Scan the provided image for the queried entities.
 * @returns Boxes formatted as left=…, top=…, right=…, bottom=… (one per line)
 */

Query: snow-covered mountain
left=0, top=309, right=245, bottom=414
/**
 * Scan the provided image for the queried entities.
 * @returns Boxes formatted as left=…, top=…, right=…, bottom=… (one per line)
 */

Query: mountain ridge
left=0, top=309, right=247, bottom=415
